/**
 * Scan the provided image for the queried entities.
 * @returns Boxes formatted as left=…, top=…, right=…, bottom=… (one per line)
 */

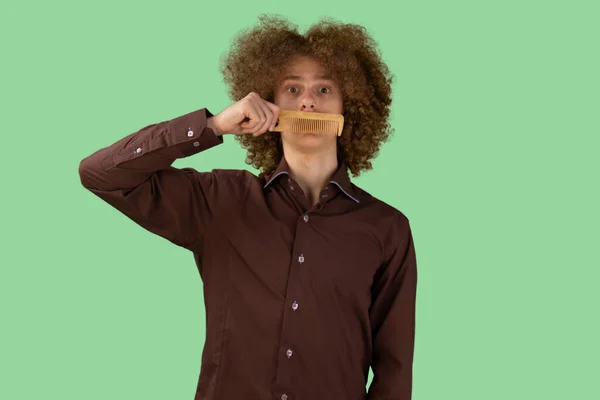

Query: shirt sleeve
left=78, top=107, right=225, bottom=252
left=367, top=215, right=418, bottom=400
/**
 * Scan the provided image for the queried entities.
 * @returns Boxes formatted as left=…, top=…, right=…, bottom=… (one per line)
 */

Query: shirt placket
left=272, top=178, right=323, bottom=400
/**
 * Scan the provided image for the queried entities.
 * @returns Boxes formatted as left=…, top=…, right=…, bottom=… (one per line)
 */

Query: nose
left=300, top=93, right=316, bottom=111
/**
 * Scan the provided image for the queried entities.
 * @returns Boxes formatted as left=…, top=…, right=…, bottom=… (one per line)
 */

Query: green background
left=1, top=1, right=598, bottom=399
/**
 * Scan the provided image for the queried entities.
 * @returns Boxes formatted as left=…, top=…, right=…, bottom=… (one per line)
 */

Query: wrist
left=207, top=116, right=223, bottom=136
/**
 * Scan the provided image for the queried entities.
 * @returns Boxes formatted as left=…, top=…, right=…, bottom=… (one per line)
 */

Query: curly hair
left=218, top=14, right=395, bottom=178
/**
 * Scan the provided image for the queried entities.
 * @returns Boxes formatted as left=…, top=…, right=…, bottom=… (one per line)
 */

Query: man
left=79, top=15, right=418, bottom=400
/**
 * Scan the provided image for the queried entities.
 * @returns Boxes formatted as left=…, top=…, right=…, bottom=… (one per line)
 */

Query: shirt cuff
left=167, top=107, right=223, bottom=158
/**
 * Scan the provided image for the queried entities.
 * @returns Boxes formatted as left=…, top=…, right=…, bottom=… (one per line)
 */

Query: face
left=273, top=56, right=344, bottom=152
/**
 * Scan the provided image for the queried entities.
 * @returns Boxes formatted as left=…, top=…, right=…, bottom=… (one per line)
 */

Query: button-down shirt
left=78, top=107, right=418, bottom=400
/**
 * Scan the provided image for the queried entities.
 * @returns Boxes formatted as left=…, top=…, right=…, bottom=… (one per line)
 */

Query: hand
left=209, top=92, right=280, bottom=137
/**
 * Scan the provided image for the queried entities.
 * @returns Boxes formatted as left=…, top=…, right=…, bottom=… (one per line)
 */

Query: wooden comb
left=270, top=110, right=344, bottom=136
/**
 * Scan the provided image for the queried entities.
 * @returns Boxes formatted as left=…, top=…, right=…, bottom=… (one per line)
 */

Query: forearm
left=78, top=107, right=222, bottom=191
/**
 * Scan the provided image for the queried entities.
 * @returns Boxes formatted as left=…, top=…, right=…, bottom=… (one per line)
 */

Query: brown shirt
left=78, top=107, right=418, bottom=400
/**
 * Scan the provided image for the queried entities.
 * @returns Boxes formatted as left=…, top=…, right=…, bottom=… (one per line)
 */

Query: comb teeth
left=272, top=109, right=345, bottom=136
left=286, top=118, right=339, bottom=135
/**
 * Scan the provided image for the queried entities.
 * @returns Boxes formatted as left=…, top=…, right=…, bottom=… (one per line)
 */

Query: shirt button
left=292, top=301, right=299, bottom=311
left=135, top=147, right=142, bottom=153
left=286, top=349, right=293, bottom=358
left=302, top=214, right=309, bottom=222
left=187, top=128, right=194, bottom=137
left=281, top=394, right=288, bottom=400
left=290, top=185, right=295, bottom=191
left=193, top=141, right=200, bottom=147
left=298, top=254, right=304, bottom=263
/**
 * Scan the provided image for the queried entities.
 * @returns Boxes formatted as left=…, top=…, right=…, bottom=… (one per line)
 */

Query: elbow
left=78, top=156, right=99, bottom=190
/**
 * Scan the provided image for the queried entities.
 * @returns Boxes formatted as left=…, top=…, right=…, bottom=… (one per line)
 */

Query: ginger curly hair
left=219, top=14, right=395, bottom=178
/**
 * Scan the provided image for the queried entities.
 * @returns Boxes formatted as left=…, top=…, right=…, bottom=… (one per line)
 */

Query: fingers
left=252, top=99, right=280, bottom=136
left=252, top=99, right=274, bottom=136
left=240, top=96, right=265, bottom=133
left=265, top=101, right=281, bottom=131
left=240, top=92, right=280, bottom=137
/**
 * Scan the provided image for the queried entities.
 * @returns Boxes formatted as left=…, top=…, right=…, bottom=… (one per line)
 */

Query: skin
left=272, top=56, right=344, bottom=205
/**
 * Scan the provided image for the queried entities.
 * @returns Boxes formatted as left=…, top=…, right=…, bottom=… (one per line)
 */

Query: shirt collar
left=263, top=157, right=360, bottom=203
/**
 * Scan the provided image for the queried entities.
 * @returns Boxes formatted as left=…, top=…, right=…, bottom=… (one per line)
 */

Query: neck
left=282, top=145, right=339, bottom=205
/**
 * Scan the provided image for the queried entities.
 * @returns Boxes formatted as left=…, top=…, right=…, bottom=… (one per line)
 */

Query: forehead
left=285, top=56, right=325, bottom=72
left=278, top=57, right=335, bottom=83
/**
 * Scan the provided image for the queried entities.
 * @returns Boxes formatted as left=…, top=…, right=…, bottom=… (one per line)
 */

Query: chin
left=284, top=131, right=334, bottom=139
left=284, top=132, right=335, bottom=147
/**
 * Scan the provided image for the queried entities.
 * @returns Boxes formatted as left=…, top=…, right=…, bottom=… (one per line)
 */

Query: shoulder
left=182, top=167, right=258, bottom=182
left=351, top=184, right=413, bottom=253
left=353, top=184, right=410, bottom=225
left=178, top=167, right=261, bottom=196
left=210, top=168, right=258, bottom=181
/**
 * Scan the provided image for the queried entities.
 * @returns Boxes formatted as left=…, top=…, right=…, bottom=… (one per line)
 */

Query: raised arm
left=78, top=107, right=224, bottom=251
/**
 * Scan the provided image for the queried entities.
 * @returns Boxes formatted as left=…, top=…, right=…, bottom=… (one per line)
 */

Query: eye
left=287, top=87, right=297, bottom=93
left=320, top=87, right=330, bottom=94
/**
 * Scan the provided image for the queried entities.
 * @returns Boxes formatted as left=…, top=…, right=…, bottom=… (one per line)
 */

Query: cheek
left=275, top=96, right=294, bottom=109
left=331, top=97, right=344, bottom=113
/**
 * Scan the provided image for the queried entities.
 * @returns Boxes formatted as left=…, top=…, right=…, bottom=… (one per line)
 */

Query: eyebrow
left=281, top=75, right=334, bottom=81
